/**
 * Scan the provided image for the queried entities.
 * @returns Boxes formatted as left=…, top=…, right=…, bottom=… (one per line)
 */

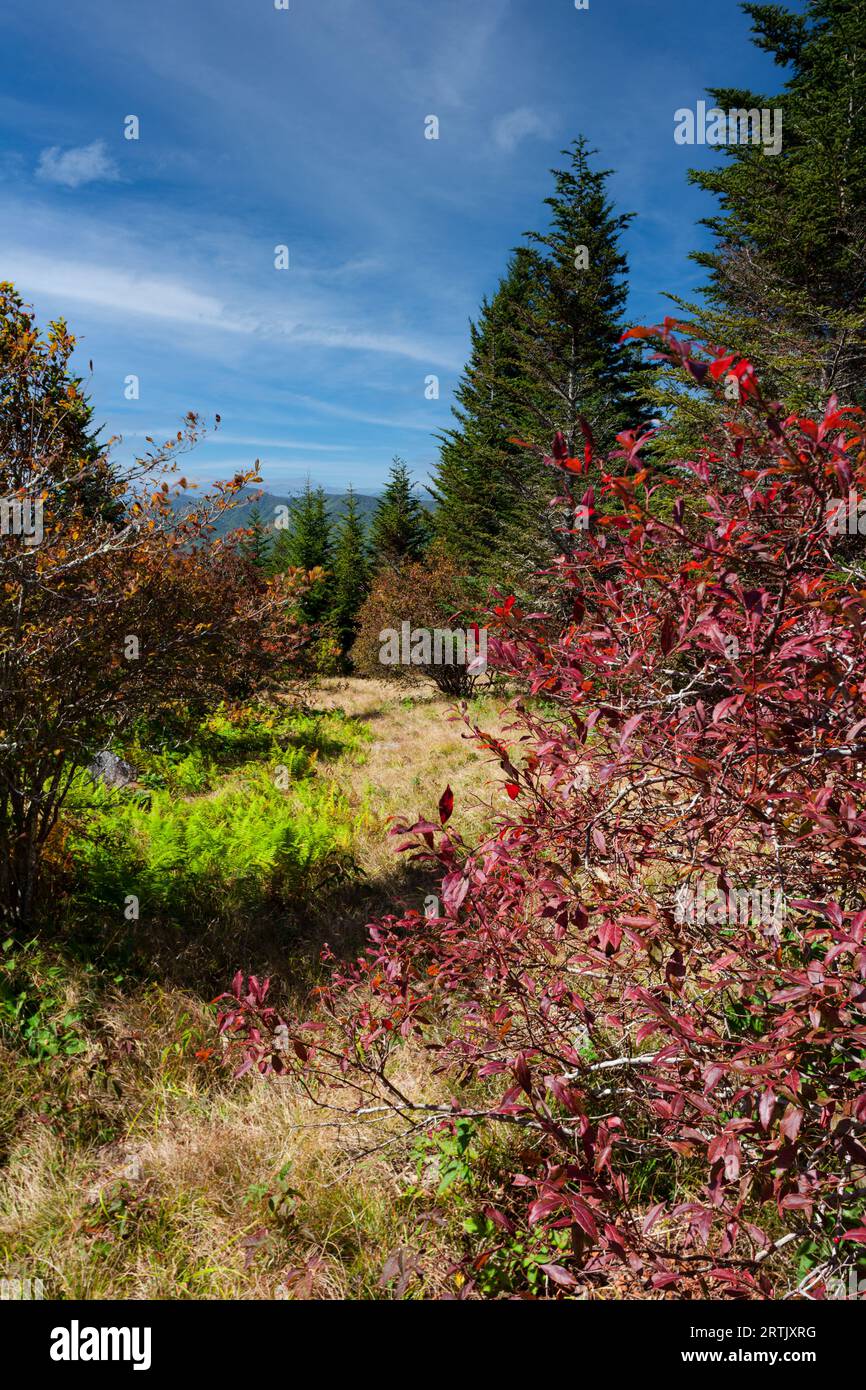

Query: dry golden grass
left=0, top=985, right=465, bottom=1299
left=313, top=675, right=517, bottom=863
left=0, top=677, right=515, bottom=1300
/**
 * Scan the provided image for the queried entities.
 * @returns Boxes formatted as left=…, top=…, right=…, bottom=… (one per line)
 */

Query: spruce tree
left=432, top=138, right=646, bottom=592
left=329, top=486, right=370, bottom=661
left=267, top=522, right=292, bottom=576
left=368, top=457, right=429, bottom=570
left=517, top=137, right=646, bottom=453
left=271, top=480, right=332, bottom=626
left=652, top=0, right=866, bottom=456
left=431, top=248, right=537, bottom=583
left=239, top=504, right=272, bottom=570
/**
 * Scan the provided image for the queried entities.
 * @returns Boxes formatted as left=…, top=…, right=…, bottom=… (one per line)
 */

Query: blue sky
left=0, top=0, right=797, bottom=495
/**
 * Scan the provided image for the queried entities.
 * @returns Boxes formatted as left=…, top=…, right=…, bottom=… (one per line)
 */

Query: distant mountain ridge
left=170, top=488, right=384, bottom=538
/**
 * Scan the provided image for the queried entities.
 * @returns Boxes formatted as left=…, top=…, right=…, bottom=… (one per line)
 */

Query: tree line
left=238, top=457, right=430, bottom=670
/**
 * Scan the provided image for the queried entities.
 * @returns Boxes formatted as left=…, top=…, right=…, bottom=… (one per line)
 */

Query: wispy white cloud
left=406, top=1, right=510, bottom=110
left=282, top=391, right=440, bottom=433
left=121, top=428, right=352, bottom=452
left=1, top=244, right=463, bottom=368
left=491, top=107, right=552, bottom=154
left=6, top=252, right=228, bottom=325
left=35, top=140, right=120, bottom=188
left=285, top=324, right=458, bottom=368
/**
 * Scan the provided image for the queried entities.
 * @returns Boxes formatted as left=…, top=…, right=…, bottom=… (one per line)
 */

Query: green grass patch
left=63, top=702, right=372, bottom=922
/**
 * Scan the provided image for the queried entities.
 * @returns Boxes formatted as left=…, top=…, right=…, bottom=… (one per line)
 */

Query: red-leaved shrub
left=219, top=324, right=866, bottom=1298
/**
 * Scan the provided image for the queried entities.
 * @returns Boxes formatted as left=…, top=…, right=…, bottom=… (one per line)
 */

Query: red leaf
left=539, top=1262, right=577, bottom=1288
left=758, top=1089, right=775, bottom=1131
left=619, top=713, right=644, bottom=749
left=438, top=784, right=454, bottom=825
left=780, top=1106, right=803, bottom=1142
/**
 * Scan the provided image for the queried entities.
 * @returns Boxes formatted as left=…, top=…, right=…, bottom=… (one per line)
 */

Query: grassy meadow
left=0, top=681, right=522, bottom=1300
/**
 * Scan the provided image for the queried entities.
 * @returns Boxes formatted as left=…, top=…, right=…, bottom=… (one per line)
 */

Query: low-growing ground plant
left=60, top=702, right=370, bottom=924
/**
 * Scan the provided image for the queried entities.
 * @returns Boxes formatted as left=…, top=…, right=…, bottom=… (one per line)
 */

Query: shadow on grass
left=40, top=851, right=441, bottom=1011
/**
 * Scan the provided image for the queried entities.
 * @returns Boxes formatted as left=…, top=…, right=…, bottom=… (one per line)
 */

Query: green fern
left=64, top=702, right=370, bottom=920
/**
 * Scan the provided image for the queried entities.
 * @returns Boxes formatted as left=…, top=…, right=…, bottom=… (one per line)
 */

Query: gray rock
left=87, top=750, right=137, bottom=788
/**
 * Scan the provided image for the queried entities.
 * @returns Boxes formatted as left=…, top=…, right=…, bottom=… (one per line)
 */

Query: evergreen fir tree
left=518, top=137, right=647, bottom=453
left=271, top=480, right=333, bottom=626
left=651, top=0, right=866, bottom=457
left=431, top=248, right=537, bottom=583
left=431, top=138, right=647, bottom=592
left=239, top=504, right=272, bottom=570
left=368, top=457, right=429, bottom=569
left=329, top=486, right=370, bottom=661
left=267, top=521, right=293, bottom=576
left=288, top=482, right=333, bottom=572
